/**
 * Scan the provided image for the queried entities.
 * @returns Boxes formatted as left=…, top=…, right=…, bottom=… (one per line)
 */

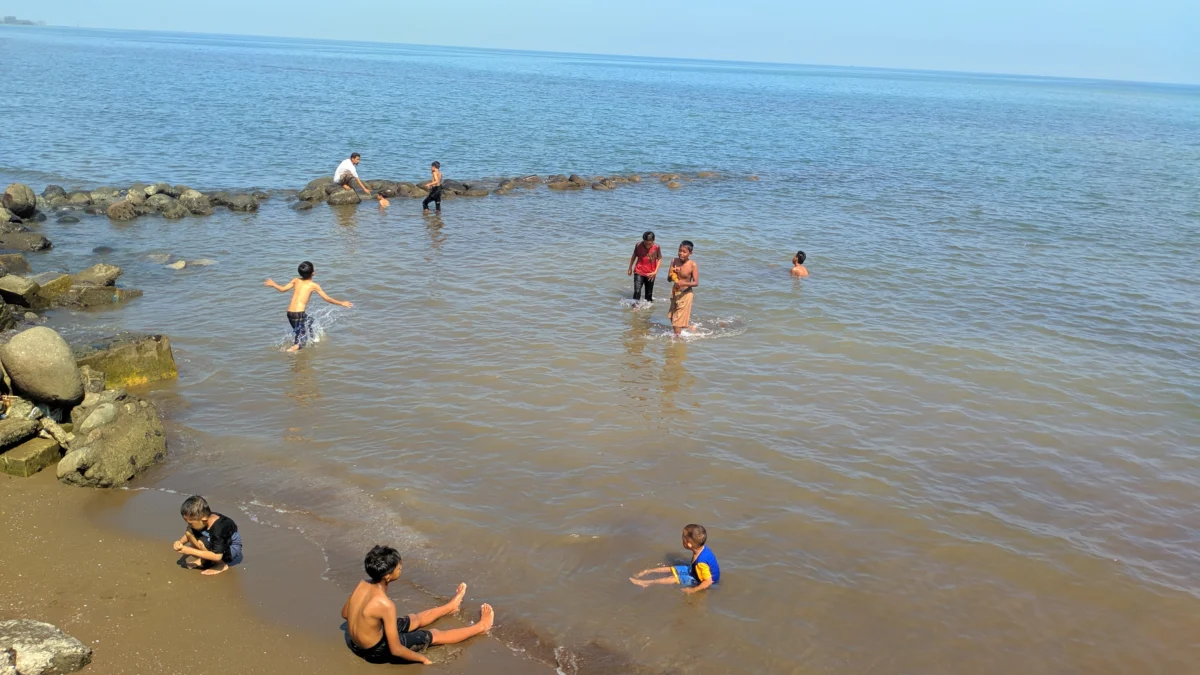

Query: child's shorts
left=672, top=565, right=699, bottom=587
left=200, top=530, right=244, bottom=566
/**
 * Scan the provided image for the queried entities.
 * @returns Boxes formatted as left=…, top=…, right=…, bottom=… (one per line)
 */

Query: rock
left=252, top=190, right=270, bottom=201
left=83, top=206, right=105, bottom=216
left=567, top=174, right=588, bottom=185
left=305, top=176, right=334, bottom=192
left=547, top=181, right=584, bottom=191
left=322, top=184, right=343, bottom=196
left=289, top=200, right=314, bottom=211
left=125, top=189, right=147, bottom=207
left=0, top=254, right=30, bottom=274
left=326, top=189, right=362, bottom=206
left=40, top=419, right=74, bottom=447
left=172, top=184, right=191, bottom=196
left=30, top=212, right=47, bottom=223
left=89, top=187, right=122, bottom=205
left=0, top=304, right=16, bottom=331
left=207, top=191, right=233, bottom=206
left=146, top=182, right=172, bottom=196
left=166, top=260, right=185, bottom=270
left=41, top=185, right=67, bottom=200
left=72, top=333, right=178, bottom=389
left=30, top=273, right=72, bottom=308
left=1, top=437, right=61, bottom=477
left=226, top=194, right=258, bottom=211
left=0, top=275, right=40, bottom=307
left=298, top=187, right=327, bottom=202
left=58, top=286, right=142, bottom=309
left=2, top=184, right=37, bottom=218
left=72, top=263, right=122, bottom=287
left=56, top=215, right=79, bottom=224
left=667, top=181, right=682, bottom=189
left=659, top=174, right=680, bottom=182
left=0, top=619, right=92, bottom=674
left=0, top=327, right=85, bottom=407
left=628, top=175, right=642, bottom=183
left=4, top=397, right=38, bottom=421
left=0, top=231, right=51, bottom=251
left=106, top=199, right=139, bottom=221
left=461, top=188, right=489, bottom=197
left=518, top=175, right=542, bottom=184
left=79, top=365, right=105, bottom=393
left=58, top=390, right=166, bottom=487
left=591, top=182, right=613, bottom=190
left=160, top=198, right=189, bottom=220
left=0, top=418, right=39, bottom=450
left=66, top=191, right=91, bottom=206
left=127, top=182, right=149, bottom=196
left=0, top=207, right=18, bottom=224
left=698, top=171, right=718, bottom=178
left=179, top=190, right=213, bottom=216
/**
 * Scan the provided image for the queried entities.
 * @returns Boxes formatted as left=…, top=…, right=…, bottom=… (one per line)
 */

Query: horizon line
left=4, top=23, right=1198, bottom=89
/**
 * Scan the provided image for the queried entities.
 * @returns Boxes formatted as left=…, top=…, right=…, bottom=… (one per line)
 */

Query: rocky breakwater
left=0, top=327, right=176, bottom=486
left=1, top=184, right=53, bottom=252
left=0, top=260, right=142, bottom=314
left=19, top=181, right=263, bottom=224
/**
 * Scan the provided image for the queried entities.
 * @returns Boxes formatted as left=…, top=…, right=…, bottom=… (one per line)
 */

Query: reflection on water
left=658, top=341, right=691, bottom=415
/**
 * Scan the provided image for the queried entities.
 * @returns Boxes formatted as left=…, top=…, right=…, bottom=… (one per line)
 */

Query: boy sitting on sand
left=172, top=495, right=242, bottom=576
left=629, top=524, right=721, bottom=594
left=791, top=250, right=809, bottom=277
left=264, top=261, right=353, bottom=352
left=343, top=545, right=495, bottom=664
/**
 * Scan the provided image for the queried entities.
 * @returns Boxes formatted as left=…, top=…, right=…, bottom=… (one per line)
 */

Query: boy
left=626, top=231, right=662, bottom=304
left=791, top=250, right=809, bottom=277
left=172, top=495, right=242, bottom=576
left=264, top=261, right=353, bottom=352
left=629, top=524, right=721, bottom=594
left=667, top=241, right=699, bottom=336
left=342, top=545, right=495, bottom=664
left=422, top=161, right=443, bottom=213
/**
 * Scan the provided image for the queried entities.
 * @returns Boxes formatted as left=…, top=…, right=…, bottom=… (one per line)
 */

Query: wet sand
left=0, top=471, right=550, bottom=674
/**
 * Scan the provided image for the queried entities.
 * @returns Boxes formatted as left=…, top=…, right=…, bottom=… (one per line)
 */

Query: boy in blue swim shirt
left=630, top=524, right=721, bottom=594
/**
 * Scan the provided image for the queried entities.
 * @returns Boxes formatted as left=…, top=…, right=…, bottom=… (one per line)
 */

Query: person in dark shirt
left=173, top=495, right=243, bottom=576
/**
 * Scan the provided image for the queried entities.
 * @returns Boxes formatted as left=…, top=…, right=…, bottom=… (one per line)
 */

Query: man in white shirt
left=334, top=153, right=372, bottom=195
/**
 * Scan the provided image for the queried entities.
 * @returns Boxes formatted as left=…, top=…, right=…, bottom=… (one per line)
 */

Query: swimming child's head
left=298, top=261, right=314, bottom=280
left=431, top=161, right=440, bottom=169
left=794, top=251, right=806, bottom=266
left=642, top=231, right=656, bottom=243
left=682, top=523, right=708, bottom=551
left=365, top=545, right=402, bottom=583
left=678, top=240, right=694, bottom=260
left=180, top=495, right=212, bottom=530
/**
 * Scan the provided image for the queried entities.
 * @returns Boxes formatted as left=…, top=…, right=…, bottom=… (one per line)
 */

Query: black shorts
left=348, top=616, right=433, bottom=663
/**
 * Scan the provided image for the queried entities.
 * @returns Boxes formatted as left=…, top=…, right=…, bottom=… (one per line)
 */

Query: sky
left=8, top=0, right=1199, bottom=84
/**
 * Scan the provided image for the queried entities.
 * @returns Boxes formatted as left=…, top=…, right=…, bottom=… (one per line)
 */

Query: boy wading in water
left=343, top=545, right=495, bottom=664
left=627, top=231, right=662, bottom=304
left=791, top=250, right=809, bottom=277
left=630, top=524, right=721, bottom=594
left=422, top=161, right=443, bottom=213
left=668, top=241, right=699, bottom=336
left=264, top=261, right=353, bottom=352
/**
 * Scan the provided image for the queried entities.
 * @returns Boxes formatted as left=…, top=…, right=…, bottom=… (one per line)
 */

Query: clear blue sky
left=12, top=0, right=1200, bottom=84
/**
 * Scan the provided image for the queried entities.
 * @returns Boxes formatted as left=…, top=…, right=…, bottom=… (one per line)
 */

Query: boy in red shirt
left=626, top=231, right=662, bottom=304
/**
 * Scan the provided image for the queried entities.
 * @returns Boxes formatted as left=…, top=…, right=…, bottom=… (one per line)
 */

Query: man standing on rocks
left=334, top=153, right=372, bottom=196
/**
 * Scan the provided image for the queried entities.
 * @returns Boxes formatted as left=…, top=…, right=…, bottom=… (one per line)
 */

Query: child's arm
left=314, top=283, right=353, bottom=308
left=627, top=249, right=638, bottom=275
left=652, top=251, right=662, bottom=276
left=381, top=602, right=432, bottom=664
left=264, top=278, right=296, bottom=292
left=682, top=577, right=713, bottom=594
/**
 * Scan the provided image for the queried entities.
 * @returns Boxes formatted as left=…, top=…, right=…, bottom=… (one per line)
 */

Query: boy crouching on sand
left=630, top=524, right=721, bottom=594
left=343, top=545, right=495, bottom=664
left=173, top=495, right=242, bottom=576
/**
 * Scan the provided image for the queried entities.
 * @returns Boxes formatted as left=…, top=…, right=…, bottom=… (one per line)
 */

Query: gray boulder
left=206, top=191, right=233, bottom=206
left=0, top=304, right=16, bottom=332
left=59, top=389, right=166, bottom=487
left=41, top=185, right=67, bottom=200
left=147, top=194, right=188, bottom=219
left=547, top=180, right=584, bottom=191
left=0, top=619, right=92, bottom=675
left=326, top=189, right=362, bottom=206
left=2, top=184, right=37, bottom=218
left=0, top=232, right=51, bottom=251
left=172, top=184, right=191, bottom=197
left=66, top=191, right=91, bottom=206
left=106, top=199, right=139, bottom=221
left=72, top=263, right=123, bottom=287
left=55, top=215, right=79, bottom=224
left=161, top=199, right=189, bottom=219
left=592, top=182, right=613, bottom=191
left=58, top=286, right=142, bottom=308
left=0, top=418, right=39, bottom=450
left=88, top=187, right=122, bottom=205
left=305, top=176, right=334, bottom=191
left=290, top=200, right=314, bottom=211
left=0, top=275, right=40, bottom=307
left=179, top=190, right=213, bottom=215
left=0, top=254, right=31, bottom=274
left=30, top=272, right=72, bottom=308
left=0, top=327, right=85, bottom=407
left=298, top=187, right=327, bottom=202
left=226, top=194, right=258, bottom=211
left=0, top=207, right=18, bottom=224
left=146, top=182, right=173, bottom=196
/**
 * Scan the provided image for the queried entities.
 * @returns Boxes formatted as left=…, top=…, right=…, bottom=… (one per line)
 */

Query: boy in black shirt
left=173, top=495, right=243, bottom=576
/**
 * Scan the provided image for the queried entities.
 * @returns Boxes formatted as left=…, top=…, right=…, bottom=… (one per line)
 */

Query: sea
left=1, top=26, right=1199, bottom=675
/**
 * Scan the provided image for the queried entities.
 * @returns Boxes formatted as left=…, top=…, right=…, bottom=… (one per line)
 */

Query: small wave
left=649, top=315, right=747, bottom=341
left=617, top=298, right=656, bottom=311
left=275, top=305, right=352, bottom=350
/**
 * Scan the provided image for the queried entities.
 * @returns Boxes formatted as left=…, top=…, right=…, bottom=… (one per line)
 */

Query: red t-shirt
left=633, top=242, right=661, bottom=276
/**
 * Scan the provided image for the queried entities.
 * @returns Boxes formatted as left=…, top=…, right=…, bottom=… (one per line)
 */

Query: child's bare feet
left=448, top=583, right=467, bottom=612
left=285, top=344, right=300, bottom=353
left=630, top=577, right=651, bottom=587
left=201, top=562, right=229, bottom=576
left=184, top=556, right=203, bottom=569
left=477, top=604, right=494, bottom=632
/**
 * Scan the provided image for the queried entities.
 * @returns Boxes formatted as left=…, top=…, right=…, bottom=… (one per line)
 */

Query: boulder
left=298, top=187, right=327, bottom=202
left=72, top=263, right=122, bottom=287
left=179, top=190, right=213, bottom=216
left=1, top=437, right=61, bottom=477
left=0, top=230, right=50, bottom=252
left=252, top=190, right=269, bottom=201
left=172, top=184, right=192, bottom=197
left=79, top=365, right=105, bottom=393
left=146, top=182, right=172, bottom=196
left=58, top=389, right=166, bottom=487
left=30, top=272, right=72, bottom=308
left=0, top=304, right=16, bottom=332
left=206, top=191, right=233, bottom=206
left=55, top=215, right=79, bottom=224
left=628, top=175, right=642, bottom=183
left=66, top=191, right=91, bottom=206
left=59, top=286, right=142, bottom=309
left=0, top=275, right=40, bottom=307
left=518, top=175, right=542, bottom=184
left=567, top=174, right=587, bottom=185
left=442, top=180, right=469, bottom=194
left=29, top=211, right=47, bottom=223
left=305, top=177, right=334, bottom=192
left=0, top=620, right=92, bottom=674
left=88, top=187, right=122, bottom=204
left=0, top=207, right=18, bottom=224
left=0, top=327, right=84, bottom=407
left=591, top=182, right=613, bottom=191
left=0, top=418, right=39, bottom=450
left=547, top=180, right=584, bottom=191
left=0, top=254, right=30, bottom=274
left=106, top=199, right=139, bottom=221
left=41, top=418, right=74, bottom=448
left=289, top=200, right=314, bottom=211
left=326, top=189, right=362, bottom=206
left=2, top=184, right=37, bottom=218
left=666, top=181, right=682, bottom=189
left=226, top=194, right=258, bottom=211
left=128, top=182, right=149, bottom=195
left=72, top=334, right=178, bottom=389
left=323, top=184, right=343, bottom=196
left=41, top=185, right=67, bottom=200
left=159, top=197, right=189, bottom=219
left=4, top=397, right=38, bottom=421
left=461, top=188, right=489, bottom=197
left=697, top=171, right=718, bottom=178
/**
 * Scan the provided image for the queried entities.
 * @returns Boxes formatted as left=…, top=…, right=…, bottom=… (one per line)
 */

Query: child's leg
left=633, top=275, right=644, bottom=301
left=407, top=583, right=467, bottom=630
left=427, top=604, right=494, bottom=645
left=644, top=275, right=655, bottom=302
left=185, top=537, right=211, bottom=569
left=630, top=574, right=679, bottom=588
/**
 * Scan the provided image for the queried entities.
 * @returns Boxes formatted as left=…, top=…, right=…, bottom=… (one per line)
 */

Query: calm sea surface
left=3, top=26, right=1200, bottom=674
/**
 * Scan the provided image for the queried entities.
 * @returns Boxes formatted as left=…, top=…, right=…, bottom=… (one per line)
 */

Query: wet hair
left=795, top=251, right=806, bottom=265
left=350, top=152, right=361, bottom=160
left=431, top=161, right=440, bottom=169
left=679, top=240, right=694, bottom=253
left=683, top=524, right=707, bottom=546
left=642, top=231, right=655, bottom=242
left=180, top=495, right=211, bottom=520
left=364, top=545, right=401, bottom=583
left=298, top=261, right=314, bottom=280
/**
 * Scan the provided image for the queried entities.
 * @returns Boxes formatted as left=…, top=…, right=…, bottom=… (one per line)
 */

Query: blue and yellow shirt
left=691, top=546, right=721, bottom=584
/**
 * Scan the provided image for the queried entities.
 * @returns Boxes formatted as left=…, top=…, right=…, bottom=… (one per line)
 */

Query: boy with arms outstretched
left=630, top=524, right=721, bottom=594
left=343, top=545, right=495, bottom=664
left=264, top=261, right=353, bottom=352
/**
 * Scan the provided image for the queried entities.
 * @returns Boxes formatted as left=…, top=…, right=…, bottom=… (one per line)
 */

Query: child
left=629, top=524, right=721, bottom=594
left=668, top=241, right=699, bottom=336
left=342, top=545, right=495, bottom=664
left=791, top=251, right=809, bottom=277
left=626, top=231, right=662, bottom=304
left=422, top=161, right=443, bottom=213
left=264, top=261, right=353, bottom=352
left=172, top=495, right=242, bottom=576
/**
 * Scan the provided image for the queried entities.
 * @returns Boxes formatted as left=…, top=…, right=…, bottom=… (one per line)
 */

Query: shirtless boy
left=791, top=250, right=809, bottom=277
left=668, top=241, right=699, bottom=336
left=342, top=545, right=495, bottom=665
left=422, top=161, right=443, bottom=213
left=263, top=261, right=353, bottom=352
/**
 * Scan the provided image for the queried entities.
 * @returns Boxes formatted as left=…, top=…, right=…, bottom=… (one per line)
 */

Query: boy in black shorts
left=172, top=495, right=243, bottom=576
left=342, top=545, right=495, bottom=664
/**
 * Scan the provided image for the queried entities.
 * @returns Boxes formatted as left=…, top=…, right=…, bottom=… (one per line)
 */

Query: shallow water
left=3, top=26, right=1200, bottom=674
